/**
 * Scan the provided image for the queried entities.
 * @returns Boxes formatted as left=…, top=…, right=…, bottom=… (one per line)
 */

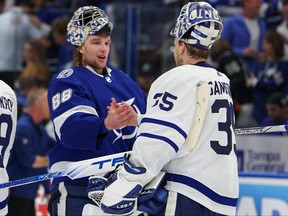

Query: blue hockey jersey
left=48, top=65, right=146, bottom=186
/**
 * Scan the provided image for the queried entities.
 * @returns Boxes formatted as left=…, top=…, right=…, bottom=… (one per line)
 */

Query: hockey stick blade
left=184, top=83, right=210, bottom=152
left=235, top=125, right=288, bottom=135
left=0, top=151, right=131, bottom=189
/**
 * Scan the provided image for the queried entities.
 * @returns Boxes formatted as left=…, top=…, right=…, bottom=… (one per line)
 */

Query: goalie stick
left=2, top=125, right=286, bottom=189
left=0, top=151, right=130, bottom=189
left=234, top=124, right=288, bottom=135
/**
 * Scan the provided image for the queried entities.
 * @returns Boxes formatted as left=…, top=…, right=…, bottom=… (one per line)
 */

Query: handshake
left=87, top=156, right=168, bottom=215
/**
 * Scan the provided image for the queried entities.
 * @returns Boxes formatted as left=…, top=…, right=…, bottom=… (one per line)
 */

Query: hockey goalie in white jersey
left=0, top=80, right=17, bottom=215
left=88, top=2, right=239, bottom=215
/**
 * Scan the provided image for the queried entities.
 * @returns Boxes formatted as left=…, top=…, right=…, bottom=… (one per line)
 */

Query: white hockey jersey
left=0, top=80, right=17, bottom=215
left=130, top=63, right=239, bottom=215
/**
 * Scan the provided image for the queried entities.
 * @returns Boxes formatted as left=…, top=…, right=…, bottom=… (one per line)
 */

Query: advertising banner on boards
left=237, top=173, right=288, bottom=216
left=236, top=135, right=288, bottom=173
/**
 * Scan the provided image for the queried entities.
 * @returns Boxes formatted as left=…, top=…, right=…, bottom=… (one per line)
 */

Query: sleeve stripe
left=138, top=133, right=179, bottom=152
left=53, top=105, right=98, bottom=139
left=141, top=117, right=187, bottom=139
left=0, top=197, right=8, bottom=209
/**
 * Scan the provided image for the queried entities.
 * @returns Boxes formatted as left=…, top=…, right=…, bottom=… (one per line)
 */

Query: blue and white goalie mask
left=170, top=2, right=223, bottom=50
left=67, top=6, right=113, bottom=47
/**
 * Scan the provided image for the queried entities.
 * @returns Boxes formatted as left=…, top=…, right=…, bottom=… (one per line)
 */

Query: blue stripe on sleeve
left=141, top=118, right=187, bottom=139
left=166, top=173, right=238, bottom=207
left=0, top=197, right=8, bottom=210
left=138, top=133, right=179, bottom=152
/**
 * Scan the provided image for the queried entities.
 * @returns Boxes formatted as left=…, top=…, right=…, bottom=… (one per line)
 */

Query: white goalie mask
left=170, top=2, right=223, bottom=50
left=67, top=6, right=113, bottom=47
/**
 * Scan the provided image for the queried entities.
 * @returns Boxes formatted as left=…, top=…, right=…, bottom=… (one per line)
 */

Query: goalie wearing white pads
left=88, top=2, right=239, bottom=215
left=0, top=80, right=17, bottom=215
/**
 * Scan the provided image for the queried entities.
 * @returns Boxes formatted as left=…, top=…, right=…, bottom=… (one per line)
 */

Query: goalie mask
left=170, top=2, right=223, bottom=50
left=67, top=6, right=113, bottom=47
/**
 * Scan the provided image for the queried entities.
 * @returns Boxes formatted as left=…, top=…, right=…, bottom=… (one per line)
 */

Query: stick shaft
left=2, top=125, right=287, bottom=189
left=0, top=171, right=62, bottom=189
left=234, top=125, right=288, bottom=135
left=0, top=151, right=130, bottom=189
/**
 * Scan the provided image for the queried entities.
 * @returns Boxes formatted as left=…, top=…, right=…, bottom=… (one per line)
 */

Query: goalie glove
left=87, top=176, right=107, bottom=207
left=87, top=166, right=120, bottom=207
left=137, top=171, right=168, bottom=214
left=100, top=156, right=146, bottom=215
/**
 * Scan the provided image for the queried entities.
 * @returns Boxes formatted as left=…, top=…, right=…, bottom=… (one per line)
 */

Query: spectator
left=137, top=50, right=161, bottom=95
left=33, top=0, right=63, bottom=74
left=260, top=0, right=283, bottom=30
left=262, top=92, right=288, bottom=125
left=16, top=39, right=51, bottom=118
left=7, top=88, right=55, bottom=216
left=221, top=0, right=266, bottom=74
left=247, top=30, right=288, bottom=124
left=51, top=17, right=73, bottom=72
left=210, top=38, right=256, bottom=127
left=33, top=0, right=62, bottom=25
left=260, top=92, right=288, bottom=135
left=19, top=0, right=51, bottom=37
left=207, top=0, right=242, bottom=18
left=18, top=39, right=51, bottom=92
left=276, top=0, right=288, bottom=59
left=0, top=0, right=48, bottom=89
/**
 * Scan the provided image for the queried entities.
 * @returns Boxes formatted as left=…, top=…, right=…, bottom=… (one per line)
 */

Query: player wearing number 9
left=0, top=80, right=17, bottom=216
left=98, top=2, right=239, bottom=216
left=47, top=5, right=146, bottom=216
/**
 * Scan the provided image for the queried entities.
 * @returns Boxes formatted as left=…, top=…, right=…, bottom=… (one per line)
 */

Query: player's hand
left=105, top=98, right=138, bottom=130
left=119, top=101, right=138, bottom=126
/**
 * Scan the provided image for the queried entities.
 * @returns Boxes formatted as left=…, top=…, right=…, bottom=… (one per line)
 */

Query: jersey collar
left=85, top=65, right=112, bottom=77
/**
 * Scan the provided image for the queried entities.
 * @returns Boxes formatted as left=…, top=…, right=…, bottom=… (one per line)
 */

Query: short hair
left=266, top=92, right=286, bottom=108
left=181, top=28, right=209, bottom=59
left=51, top=17, right=69, bottom=35
left=27, top=88, right=47, bottom=108
left=210, top=38, right=231, bottom=61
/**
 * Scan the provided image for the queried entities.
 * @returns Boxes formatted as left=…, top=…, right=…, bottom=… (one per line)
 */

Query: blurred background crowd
left=1, top=0, right=288, bottom=130
left=1, top=0, right=288, bottom=213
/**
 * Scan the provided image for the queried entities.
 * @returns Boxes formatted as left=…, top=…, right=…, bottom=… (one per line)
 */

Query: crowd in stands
left=1, top=0, right=288, bottom=214
left=209, top=0, right=288, bottom=129
left=1, top=0, right=288, bottom=131
left=0, top=0, right=288, bottom=130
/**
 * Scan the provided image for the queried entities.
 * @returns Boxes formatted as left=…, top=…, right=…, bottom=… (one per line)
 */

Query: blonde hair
left=72, top=48, right=84, bottom=66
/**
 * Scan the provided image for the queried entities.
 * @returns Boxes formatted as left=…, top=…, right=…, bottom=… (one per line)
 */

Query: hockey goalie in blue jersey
left=88, top=2, right=239, bottom=216
left=47, top=6, right=146, bottom=215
